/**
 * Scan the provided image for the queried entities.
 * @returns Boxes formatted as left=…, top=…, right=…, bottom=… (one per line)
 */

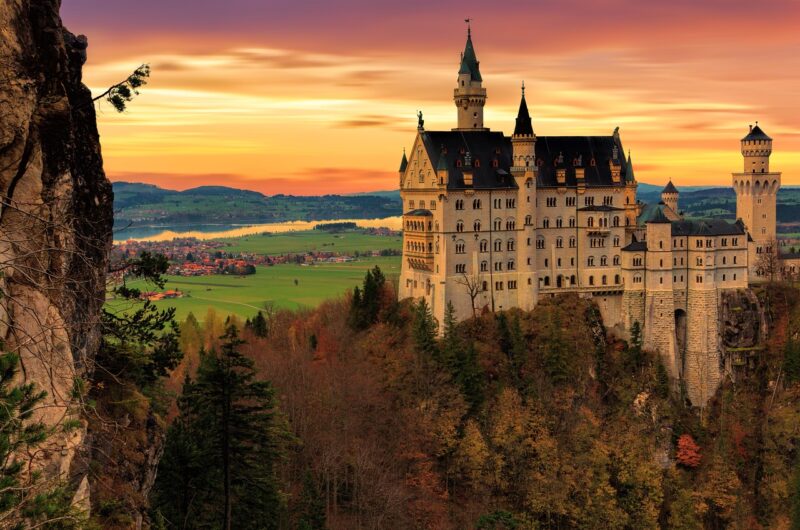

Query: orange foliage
left=676, top=434, right=702, bottom=468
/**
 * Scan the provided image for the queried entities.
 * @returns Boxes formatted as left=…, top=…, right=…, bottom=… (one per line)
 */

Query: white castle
left=398, top=26, right=781, bottom=405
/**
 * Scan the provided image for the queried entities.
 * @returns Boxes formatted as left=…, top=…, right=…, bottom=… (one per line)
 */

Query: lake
left=113, top=216, right=404, bottom=242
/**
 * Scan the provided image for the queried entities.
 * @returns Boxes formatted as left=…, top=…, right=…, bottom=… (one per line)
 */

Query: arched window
left=602, top=275, right=607, bottom=285
left=589, top=275, right=595, bottom=285
left=569, top=237, right=576, bottom=248
left=613, top=255, right=620, bottom=266
left=600, top=255, right=608, bottom=266
left=614, top=274, right=620, bottom=284
left=455, top=199, right=464, bottom=210
left=507, top=239, right=515, bottom=251
left=456, top=220, right=464, bottom=232
left=613, top=216, right=620, bottom=227
left=494, top=239, right=502, bottom=252
left=556, top=217, right=563, bottom=228
left=536, top=236, right=545, bottom=249
left=542, top=218, right=550, bottom=228
left=473, top=199, right=481, bottom=209
left=525, top=215, right=532, bottom=226
left=480, top=261, right=488, bottom=272
left=569, top=217, right=576, bottom=228
left=494, top=218, right=502, bottom=230
left=474, top=220, right=481, bottom=231
left=543, top=276, right=550, bottom=286
left=587, top=217, right=594, bottom=227
left=588, top=256, right=595, bottom=266
left=506, top=219, right=516, bottom=230
left=480, top=239, right=488, bottom=252
left=556, top=237, right=563, bottom=248
left=455, top=240, right=466, bottom=254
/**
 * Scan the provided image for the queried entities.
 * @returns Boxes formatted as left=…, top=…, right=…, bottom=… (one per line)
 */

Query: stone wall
left=644, top=291, right=678, bottom=376
left=0, top=0, right=113, bottom=511
left=684, top=289, right=721, bottom=405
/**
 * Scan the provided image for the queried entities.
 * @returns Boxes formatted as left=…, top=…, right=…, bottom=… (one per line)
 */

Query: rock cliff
left=0, top=0, right=113, bottom=509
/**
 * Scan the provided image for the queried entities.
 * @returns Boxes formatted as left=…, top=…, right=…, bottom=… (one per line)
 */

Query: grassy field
left=111, top=256, right=401, bottom=322
left=216, top=230, right=402, bottom=255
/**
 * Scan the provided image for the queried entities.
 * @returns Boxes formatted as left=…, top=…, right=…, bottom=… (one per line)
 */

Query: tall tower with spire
left=732, top=123, right=781, bottom=275
left=453, top=21, right=487, bottom=130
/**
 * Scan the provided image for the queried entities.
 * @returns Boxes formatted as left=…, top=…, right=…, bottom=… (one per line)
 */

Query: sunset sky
left=61, top=0, right=800, bottom=195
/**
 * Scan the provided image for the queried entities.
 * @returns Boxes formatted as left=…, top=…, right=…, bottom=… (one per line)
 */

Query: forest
left=131, top=267, right=800, bottom=529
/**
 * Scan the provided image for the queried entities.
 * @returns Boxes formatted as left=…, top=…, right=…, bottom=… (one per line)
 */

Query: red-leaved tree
left=676, top=434, right=702, bottom=468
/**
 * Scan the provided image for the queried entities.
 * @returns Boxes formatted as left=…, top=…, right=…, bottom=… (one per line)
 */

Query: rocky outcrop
left=720, top=289, right=765, bottom=377
left=0, top=0, right=113, bottom=510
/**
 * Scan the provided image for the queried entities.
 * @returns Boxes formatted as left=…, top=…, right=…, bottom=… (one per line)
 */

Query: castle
left=398, top=26, right=782, bottom=405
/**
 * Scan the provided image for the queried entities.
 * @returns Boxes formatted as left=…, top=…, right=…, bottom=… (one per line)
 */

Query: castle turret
left=732, top=123, right=781, bottom=276
left=643, top=209, right=679, bottom=377
left=511, top=83, right=537, bottom=309
left=511, top=83, right=535, bottom=173
left=398, top=149, right=408, bottom=185
left=453, top=23, right=487, bottom=131
left=661, top=180, right=679, bottom=215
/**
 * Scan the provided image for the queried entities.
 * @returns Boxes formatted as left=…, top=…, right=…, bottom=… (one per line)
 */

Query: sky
left=61, top=0, right=800, bottom=195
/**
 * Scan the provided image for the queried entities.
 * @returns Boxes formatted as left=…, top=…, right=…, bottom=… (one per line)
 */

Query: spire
left=458, top=21, right=482, bottom=82
left=399, top=149, right=408, bottom=172
left=662, top=180, right=678, bottom=194
left=625, top=150, right=636, bottom=183
left=513, top=82, right=534, bottom=136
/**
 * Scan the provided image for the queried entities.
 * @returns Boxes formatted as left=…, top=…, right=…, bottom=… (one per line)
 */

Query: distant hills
left=112, top=181, right=800, bottom=233
left=112, top=182, right=402, bottom=228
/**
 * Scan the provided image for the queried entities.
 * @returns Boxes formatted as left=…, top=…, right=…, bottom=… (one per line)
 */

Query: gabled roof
left=399, top=150, right=408, bottom=172
left=662, top=181, right=678, bottom=194
left=458, top=31, right=482, bottom=82
left=742, top=124, right=771, bottom=142
left=671, top=219, right=746, bottom=237
left=513, top=93, right=534, bottom=136
left=535, top=136, right=631, bottom=188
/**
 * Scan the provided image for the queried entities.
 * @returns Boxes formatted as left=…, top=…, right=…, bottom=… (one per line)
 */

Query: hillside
left=113, top=182, right=402, bottom=227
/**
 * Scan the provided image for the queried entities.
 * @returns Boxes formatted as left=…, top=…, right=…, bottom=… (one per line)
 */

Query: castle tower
left=732, top=123, right=781, bottom=276
left=661, top=181, right=679, bottom=215
left=643, top=209, right=679, bottom=376
left=398, top=149, right=408, bottom=185
left=453, top=23, right=487, bottom=131
left=511, top=84, right=537, bottom=309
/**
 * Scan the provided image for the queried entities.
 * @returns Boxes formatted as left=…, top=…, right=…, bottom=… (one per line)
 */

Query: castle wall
left=644, top=290, right=678, bottom=376
left=684, top=289, right=721, bottom=405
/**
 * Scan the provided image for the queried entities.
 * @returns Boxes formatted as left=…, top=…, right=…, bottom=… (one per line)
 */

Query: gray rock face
left=0, top=0, right=113, bottom=506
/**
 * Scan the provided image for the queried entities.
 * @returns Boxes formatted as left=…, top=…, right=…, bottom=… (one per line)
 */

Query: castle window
left=507, top=239, right=515, bottom=251
left=480, top=239, right=488, bottom=252
left=602, top=275, right=608, bottom=285
left=696, top=275, right=703, bottom=283
left=659, top=241, right=663, bottom=249
left=474, top=220, right=481, bottom=231
left=615, top=275, right=620, bottom=284
left=556, top=237, right=563, bottom=248
left=600, top=256, right=608, bottom=266
left=722, top=274, right=726, bottom=281
left=494, top=239, right=502, bottom=252
left=494, top=198, right=502, bottom=209
left=430, top=201, right=436, bottom=210
left=508, top=260, right=515, bottom=271
left=495, top=262, right=503, bottom=271
left=492, top=159, right=499, bottom=168
left=456, top=264, right=466, bottom=273
left=613, top=256, right=620, bottom=266
left=455, top=199, right=464, bottom=210
left=543, top=218, right=550, bottom=228
left=696, top=239, right=703, bottom=249
left=544, top=258, right=549, bottom=267
left=473, top=199, right=482, bottom=209
left=588, top=217, right=594, bottom=227
left=409, top=200, right=415, bottom=209
left=556, top=217, right=563, bottom=228
left=481, top=261, right=488, bottom=272
left=613, top=216, right=620, bottom=227
left=585, top=196, right=595, bottom=206
left=455, top=241, right=466, bottom=254
left=483, top=281, right=489, bottom=290
left=566, top=197, right=576, bottom=207
left=697, top=257, right=703, bottom=266
left=536, top=237, right=545, bottom=249
left=494, top=218, right=502, bottom=230
left=474, top=158, right=480, bottom=168
left=525, top=215, right=532, bottom=226
left=527, top=237, right=531, bottom=246
left=571, top=258, right=575, bottom=266
left=456, top=160, right=462, bottom=168
left=721, top=238, right=727, bottom=247
left=633, top=257, right=643, bottom=267
left=722, top=256, right=727, bottom=265
left=496, top=281, right=504, bottom=291
left=547, top=197, right=557, bottom=207
left=506, top=219, right=516, bottom=230
left=570, top=274, right=576, bottom=285
left=589, top=276, right=594, bottom=286
left=508, top=281, right=517, bottom=290
left=557, top=258, right=562, bottom=267
left=733, top=238, right=739, bottom=246
left=544, top=276, right=550, bottom=286
left=456, top=220, right=464, bottom=232
left=588, top=256, right=595, bottom=267
left=569, top=217, right=576, bottom=228
left=733, top=256, right=737, bottom=264
left=569, top=237, right=577, bottom=248
left=733, top=274, right=737, bottom=280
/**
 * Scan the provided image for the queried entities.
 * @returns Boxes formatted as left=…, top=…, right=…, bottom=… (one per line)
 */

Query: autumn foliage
left=676, top=434, right=702, bottom=468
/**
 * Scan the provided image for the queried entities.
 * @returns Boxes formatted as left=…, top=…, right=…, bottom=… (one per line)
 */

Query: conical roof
left=458, top=30, right=482, bottom=82
left=662, top=180, right=678, bottom=194
left=513, top=93, right=534, bottom=136
left=625, top=152, right=636, bottom=183
left=399, top=150, right=408, bottom=172
left=742, top=124, right=771, bottom=141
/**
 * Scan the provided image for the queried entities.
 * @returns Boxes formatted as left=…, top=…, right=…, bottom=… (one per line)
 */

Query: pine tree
left=251, top=311, right=268, bottom=338
left=348, top=286, right=364, bottom=329
left=508, top=315, right=526, bottom=389
left=413, top=298, right=438, bottom=360
left=456, top=341, right=484, bottom=413
left=440, top=301, right=460, bottom=367
left=624, top=321, right=645, bottom=371
left=296, top=470, right=326, bottom=530
left=0, top=351, right=82, bottom=528
left=543, top=313, right=569, bottom=385
left=152, top=326, right=289, bottom=529
left=655, top=360, right=670, bottom=398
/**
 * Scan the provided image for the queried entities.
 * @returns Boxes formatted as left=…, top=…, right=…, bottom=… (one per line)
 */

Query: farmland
left=110, top=256, right=401, bottom=322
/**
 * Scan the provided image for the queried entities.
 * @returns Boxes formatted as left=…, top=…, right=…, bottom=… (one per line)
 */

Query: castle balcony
left=405, top=251, right=434, bottom=271
left=586, top=227, right=610, bottom=236
left=538, top=285, right=623, bottom=296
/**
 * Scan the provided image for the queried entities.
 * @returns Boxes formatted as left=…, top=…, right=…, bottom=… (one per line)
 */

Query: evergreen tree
left=0, top=351, right=83, bottom=528
left=152, top=326, right=289, bottom=529
left=542, top=313, right=569, bottom=385
left=413, top=298, right=438, bottom=360
left=250, top=311, right=268, bottom=338
left=441, top=301, right=460, bottom=367
left=455, top=341, right=484, bottom=413
left=625, top=322, right=645, bottom=371
left=784, top=337, right=800, bottom=383
left=655, top=360, right=670, bottom=399
left=508, top=315, right=526, bottom=389
left=296, top=470, right=326, bottom=530
left=348, top=267, right=386, bottom=330
left=348, top=286, right=364, bottom=329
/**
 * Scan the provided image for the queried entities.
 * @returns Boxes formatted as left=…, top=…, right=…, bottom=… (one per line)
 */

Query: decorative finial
left=417, top=110, right=424, bottom=130
left=521, top=80, right=525, bottom=97
left=464, top=18, right=472, bottom=37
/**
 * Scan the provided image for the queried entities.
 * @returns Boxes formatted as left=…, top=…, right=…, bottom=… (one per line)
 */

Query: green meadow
left=110, top=256, right=401, bottom=322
